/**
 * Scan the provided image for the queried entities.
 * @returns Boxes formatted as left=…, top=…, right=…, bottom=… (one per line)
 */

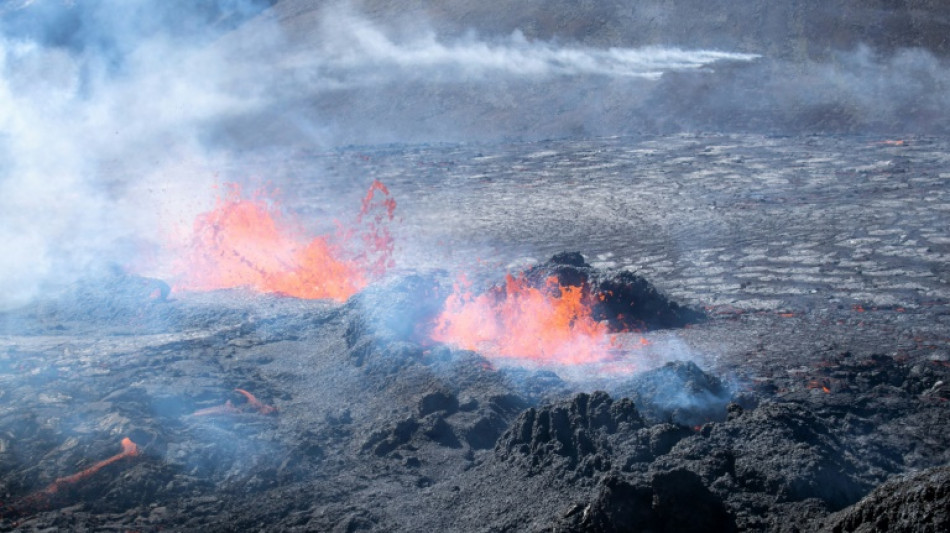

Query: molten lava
left=174, top=181, right=395, bottom=301
left=14, top=437, right=140, bottom=513
left=191, top=388, right=277, bottom=417
left=430, top=274, right=619, bottom=365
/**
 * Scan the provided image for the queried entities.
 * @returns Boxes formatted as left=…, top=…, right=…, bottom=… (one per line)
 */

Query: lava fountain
left=173, top=180, right=395, bottom=301
left=430, top=274, right=625, bottom=365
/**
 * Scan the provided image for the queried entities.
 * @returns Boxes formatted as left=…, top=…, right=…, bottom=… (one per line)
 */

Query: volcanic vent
left=429, top=251, right=705, bottom=367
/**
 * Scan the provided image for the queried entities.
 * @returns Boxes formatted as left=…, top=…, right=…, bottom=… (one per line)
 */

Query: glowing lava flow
left=174, top=181, right=395, bottom=301
left=14, top=437, right=140, bottom=512
left=430, top=274, right=619, bottom=365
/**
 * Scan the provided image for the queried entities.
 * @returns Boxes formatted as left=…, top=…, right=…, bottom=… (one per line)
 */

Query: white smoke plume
left=0, top=0, right=280, bottom=310
left=0, top=0, right=762, bottom=311
left=296, top=6, right=759, bottom=84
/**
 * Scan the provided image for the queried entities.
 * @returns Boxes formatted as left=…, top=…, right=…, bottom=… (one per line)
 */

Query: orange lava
left=191, top=388, right=277, bottom=417
left=174, top=181, right=395, bottom=301
left=16, top=437, right=140, bottom=512
left=46, top=438, right=140, bottom=494
left=430, top=274, right=618, bottom=365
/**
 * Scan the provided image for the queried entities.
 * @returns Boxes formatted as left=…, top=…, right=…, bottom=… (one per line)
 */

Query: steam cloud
left=2, top=0, right=947, bottom=311
left=0, top=0, right=760, bottom=311
left=0, top=0, right=274, bottom=310
left=301, top=8, right=759, bottom=83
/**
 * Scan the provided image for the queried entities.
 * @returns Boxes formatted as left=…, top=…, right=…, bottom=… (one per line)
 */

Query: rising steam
left=0, top=0, right=763, bottom=311
left=0, top=0, right=276, bottom=310
left=300, top=6, right=759, bottom=83
left=4, top=0, right=944, bottom=311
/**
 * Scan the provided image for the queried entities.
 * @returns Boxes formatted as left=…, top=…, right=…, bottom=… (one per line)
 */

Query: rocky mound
left=612, top=360, right=741, bottom=426
left=523, top=251, right=706, bottom=331
left=485, top=351, right=950, bottom=531
left=0, top=269, right=175, bottom=335
left=560, top=470, right=737, bottom=532
left=819, top=465, right=950, bottom=532
left=496, top=391, right=645, bottom=478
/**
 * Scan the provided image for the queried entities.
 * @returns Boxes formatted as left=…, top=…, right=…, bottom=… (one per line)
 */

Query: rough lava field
left=3, top=134, right=950, bottom=531
left=4, top=0, right=950, bottom=531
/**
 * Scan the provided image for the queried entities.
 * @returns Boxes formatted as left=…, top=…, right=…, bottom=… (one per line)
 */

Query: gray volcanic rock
left=819, top=465, right=950, bottom=532
left=4, top=135, right=950, bottom=531
left=560, top=470, right=737, bottom=533
left=496, top=391, right=643, bottom=478
left=613, top=360, right=737, bottom=426
left=485, top=350, right=950, bottom=531
left=660, top=401, right=871, bottom=509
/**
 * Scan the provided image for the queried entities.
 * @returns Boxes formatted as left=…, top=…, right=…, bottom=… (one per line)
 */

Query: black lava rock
left=820, top=465, right=950, bottom=533
left=523, top=252, right=705, bottom=331
left=561, top=470, right=736, bottom=532
left=496, top=391, right=643, bottom=477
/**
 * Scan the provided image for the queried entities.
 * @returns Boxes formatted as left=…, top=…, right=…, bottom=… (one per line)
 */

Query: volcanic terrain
left=2, top=134, right=950, bottom=531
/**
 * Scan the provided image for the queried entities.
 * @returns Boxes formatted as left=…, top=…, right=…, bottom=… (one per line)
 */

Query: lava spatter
left=430, top=274, right=620, bottom=365
left=173, top=180, right=395, bottom=301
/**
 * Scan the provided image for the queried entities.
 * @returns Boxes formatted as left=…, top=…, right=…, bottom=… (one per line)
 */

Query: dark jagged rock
left=361, top=393, right=526, bottom=456
left=652, top=469, right=737, bottom=532
left=496, top=391, right=643, bottom=477
left=417, top=389, right=459, bottom=417
left=564, top=474, right=656, bottom=532
left=487, top=372, right=950, bottom=531
left=419, top=415, right=461, bottom=448
left=645, top=423, right=694, bottom=459
left=362, top=418, right=420, bottom=457
left=819, top=465, right=950, bottom=533
left=595, top=270, right=706, bottom=330
left=437, top=393, right=531, bottom=451
left=560, top=470, right=737, bottom=532
left=548, top=251, right=588, bottom=268
left=649, top=400, right=876, bottom=529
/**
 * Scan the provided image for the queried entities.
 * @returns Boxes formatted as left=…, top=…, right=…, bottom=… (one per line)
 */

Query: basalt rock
left=819, top=465, right=950, bottom=533
left=496, top=391, right=644, bottom=477
left=560, top=470, right=737, bottom=533
left=492, top=380, right=947, bottom=531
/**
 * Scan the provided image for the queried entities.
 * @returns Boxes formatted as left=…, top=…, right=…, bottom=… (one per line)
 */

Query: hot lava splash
left=173, top=180, right=395, bottom=301
left=430, top=274, right=621, bottom=365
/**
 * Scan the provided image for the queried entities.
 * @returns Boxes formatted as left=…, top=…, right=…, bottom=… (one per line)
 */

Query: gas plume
left=0, top=1, right=763, bottom=311
left=0, top=0, right=276, bottom=310
left=8, top=0, right=941, bottom=312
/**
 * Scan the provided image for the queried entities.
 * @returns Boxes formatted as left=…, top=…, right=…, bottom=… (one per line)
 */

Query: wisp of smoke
left=0, top=0, right=274, bottom=310
left=304, top=7, right=759, bottom=83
